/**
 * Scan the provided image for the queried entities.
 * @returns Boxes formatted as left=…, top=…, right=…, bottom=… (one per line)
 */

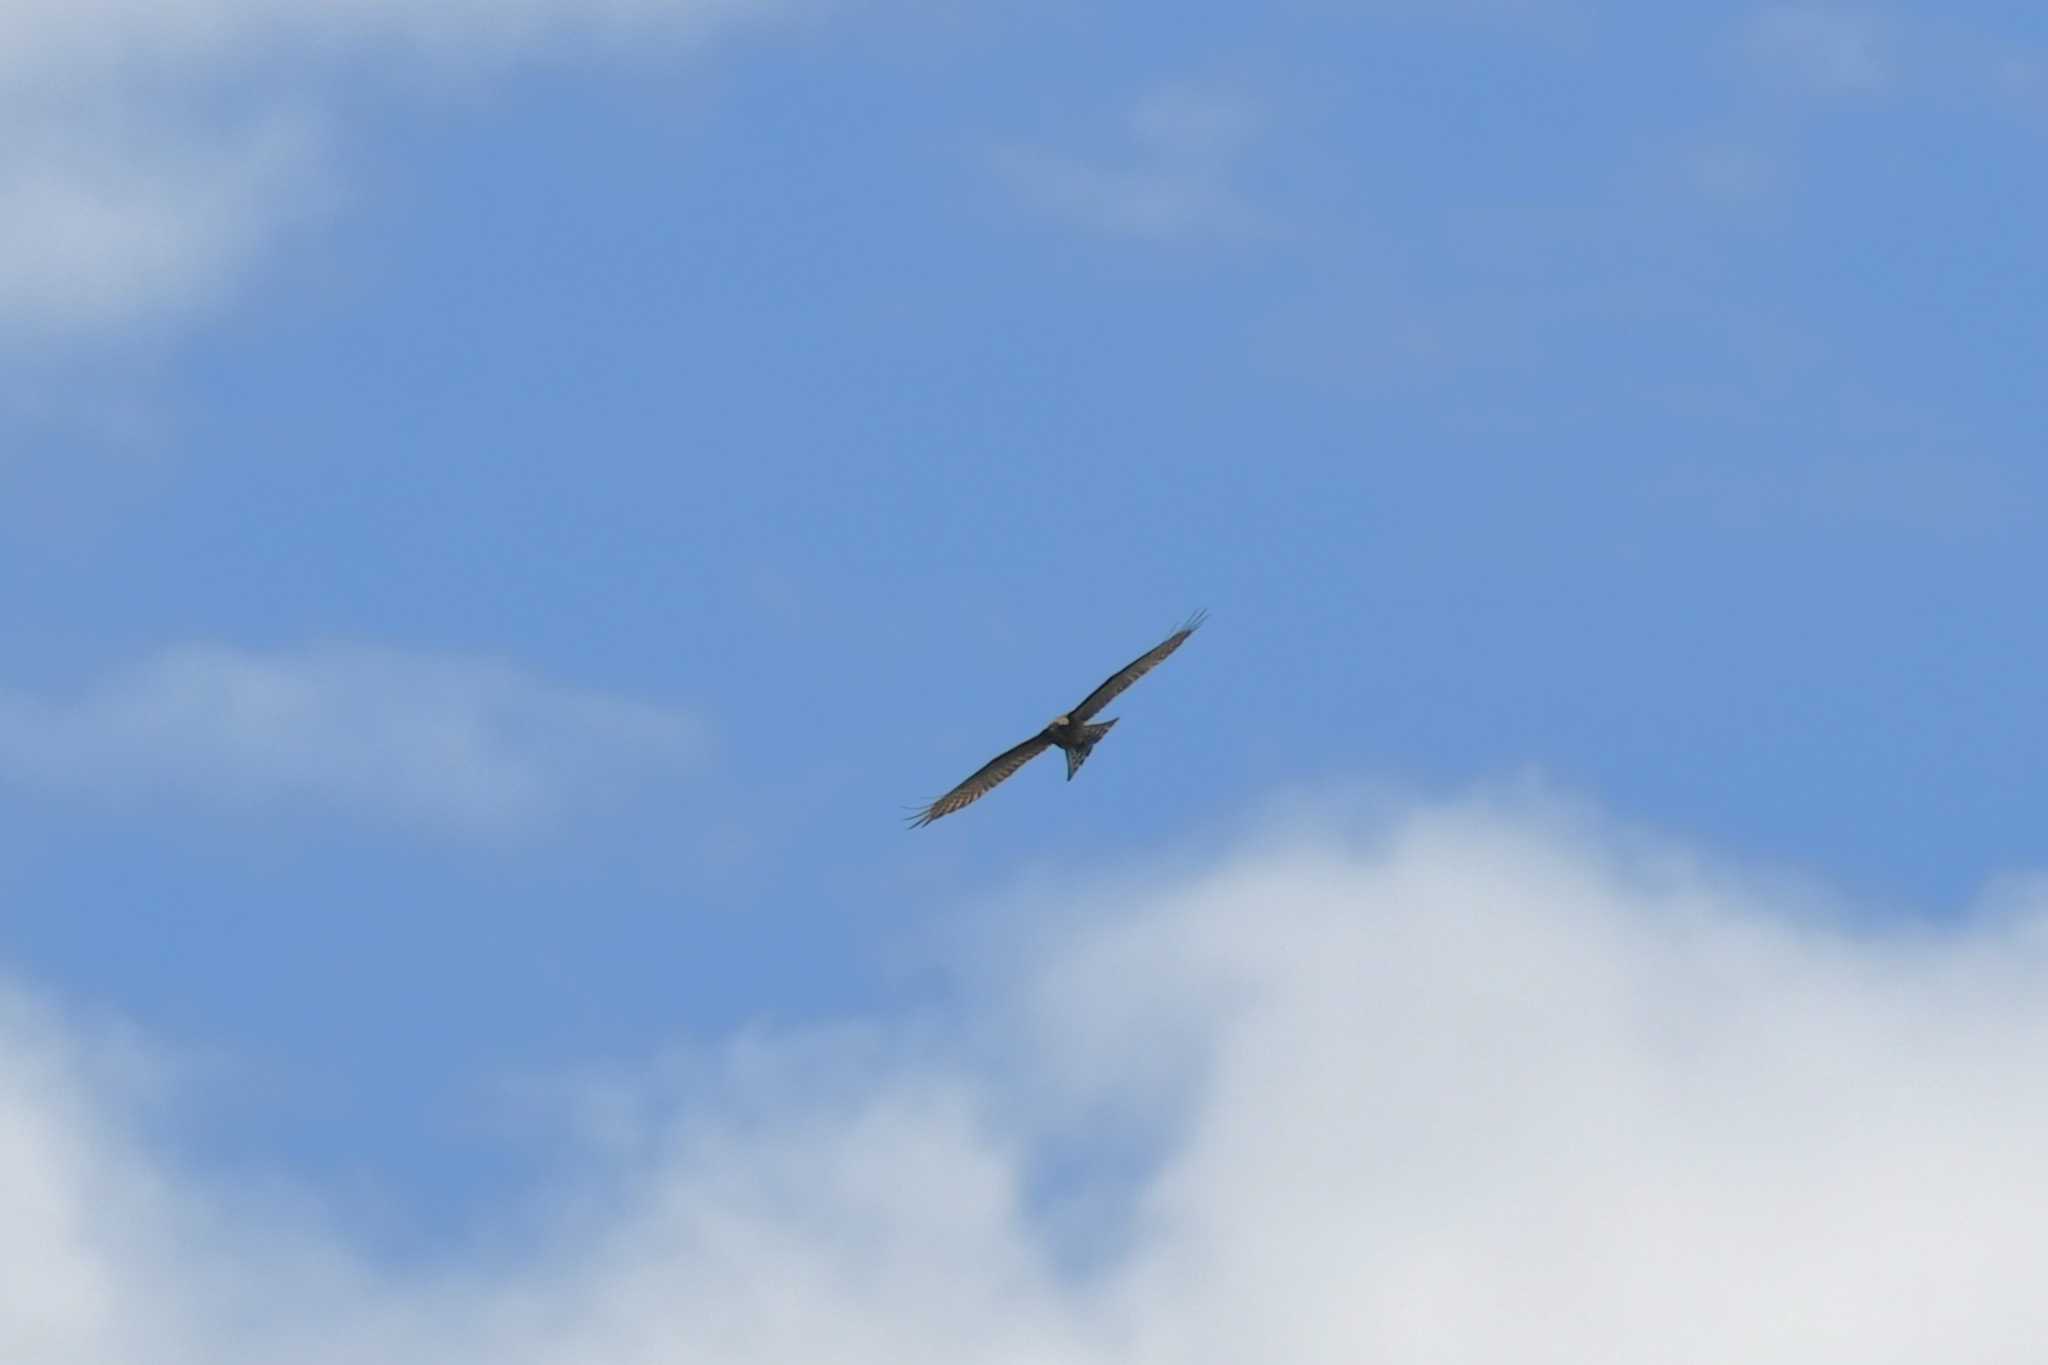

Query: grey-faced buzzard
left=907, top=611, right=1206, bottom=828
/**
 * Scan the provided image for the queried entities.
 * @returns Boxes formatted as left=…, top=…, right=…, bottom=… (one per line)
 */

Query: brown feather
left=906, top=733, right=1055, bottom=827
left=1069, top=609, right=1207, bottom=723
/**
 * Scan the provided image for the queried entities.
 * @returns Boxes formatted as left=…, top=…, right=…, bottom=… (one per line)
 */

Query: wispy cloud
left=1744, top=6, right=1895, bottom=94
left=1654, top=449, right=2033, bottom=540
left=995, top=85, right=1273, bottom=244
left=6, top=788, right=2048, bottom=1359
left=1686, top=139, right=1779, bottom=203
left=0, top=642, right=700, bottom=835
left=1739, top=6, right=2047, bottom=119
left=0, top=0, right=794, bottom=340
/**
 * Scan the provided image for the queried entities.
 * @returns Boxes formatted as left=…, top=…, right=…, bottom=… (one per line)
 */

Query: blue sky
left=4, top=2, right=2047, bottom=1357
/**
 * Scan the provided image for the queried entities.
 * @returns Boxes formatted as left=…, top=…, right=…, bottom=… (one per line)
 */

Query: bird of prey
left=907, top=610, right=1207, bottom=828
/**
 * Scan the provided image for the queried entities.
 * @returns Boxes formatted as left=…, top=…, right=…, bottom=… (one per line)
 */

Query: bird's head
left=1050, top=713, right=1070, bottom=729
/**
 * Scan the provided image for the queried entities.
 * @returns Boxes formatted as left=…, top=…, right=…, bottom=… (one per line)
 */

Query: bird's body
left=907, top=611, right=1205, bottom=828
left=1048, top=714, right=1117, bottom=779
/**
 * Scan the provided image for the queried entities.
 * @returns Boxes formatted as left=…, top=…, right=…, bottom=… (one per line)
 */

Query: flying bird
left=907, top=610, right=1207, bottom=828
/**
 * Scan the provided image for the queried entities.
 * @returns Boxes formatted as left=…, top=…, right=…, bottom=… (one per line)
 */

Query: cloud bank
left=0, top=641, right=699, bottom=835
left=5, top=790, right=2048, bottom=1360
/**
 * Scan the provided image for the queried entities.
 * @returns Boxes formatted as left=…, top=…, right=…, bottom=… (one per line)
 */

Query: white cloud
left=8, top=788, right=2048, bottom=1360
left=995, top=86, right=1272, bottom=244
left=0, top=0, right=793, bottom=338
left=0, top=641, right=699, bottom=835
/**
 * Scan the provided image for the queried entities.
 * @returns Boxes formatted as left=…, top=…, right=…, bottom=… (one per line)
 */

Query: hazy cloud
left=6, top=789, right=2048, bottom=1360
left=1, top=107, right=328, bottom=336
left=0, top=641, right=700, bottom=835
left=0, top=0, right=793, bottom=339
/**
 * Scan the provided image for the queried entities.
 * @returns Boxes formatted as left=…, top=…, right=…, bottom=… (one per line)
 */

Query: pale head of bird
left=1050, top=713, right=1070, bottom=730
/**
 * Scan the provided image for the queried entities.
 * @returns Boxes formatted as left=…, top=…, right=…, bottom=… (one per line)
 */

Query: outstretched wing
left=1069, top=609, right=1208, bottom=723
left=907, top=733, right=1054, bottom=828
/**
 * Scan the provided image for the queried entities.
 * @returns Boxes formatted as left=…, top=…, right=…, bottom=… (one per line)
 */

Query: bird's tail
left=1064, top=719, right=1118, bottom=780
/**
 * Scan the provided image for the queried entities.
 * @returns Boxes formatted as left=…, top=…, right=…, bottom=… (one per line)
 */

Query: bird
left=907, top=610, right=1207, bottom=828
